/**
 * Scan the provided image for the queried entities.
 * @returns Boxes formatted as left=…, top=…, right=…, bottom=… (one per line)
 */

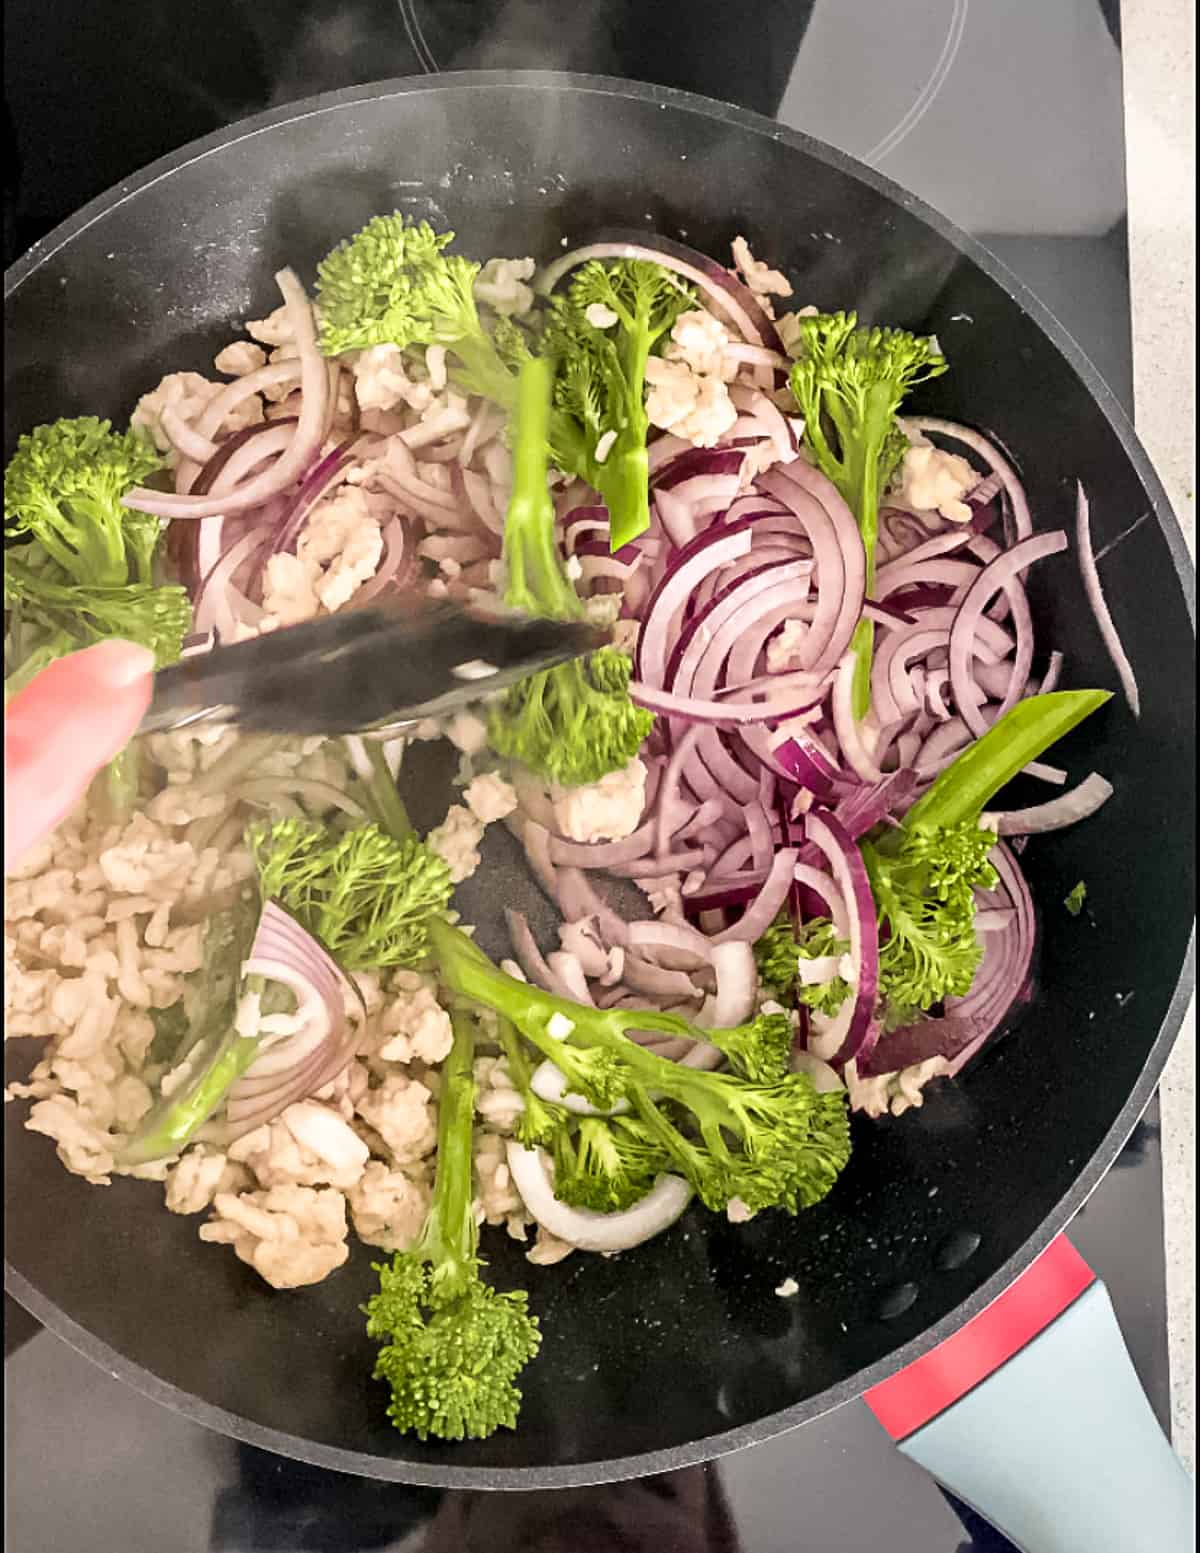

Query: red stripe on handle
left=865, top=1235, right=1096, bottom=1441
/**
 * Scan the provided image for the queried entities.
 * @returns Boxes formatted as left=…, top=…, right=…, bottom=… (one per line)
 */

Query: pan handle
left=866, top=1236, right=1193, bottom=1553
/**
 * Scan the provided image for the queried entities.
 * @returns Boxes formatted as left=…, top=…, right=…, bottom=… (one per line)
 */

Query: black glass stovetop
left=4, top=5, right=1165, bottom=1551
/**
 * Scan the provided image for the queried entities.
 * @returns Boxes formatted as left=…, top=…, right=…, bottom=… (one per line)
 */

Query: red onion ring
left=124, top=271, right=328, bottom=518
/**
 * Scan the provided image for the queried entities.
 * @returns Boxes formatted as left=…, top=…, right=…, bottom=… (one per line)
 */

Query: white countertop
left=1122, top=0, right=1196, bottom=1476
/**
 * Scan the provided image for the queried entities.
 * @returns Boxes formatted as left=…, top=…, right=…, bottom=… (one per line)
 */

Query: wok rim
left=4, top=68, right=1196, bottom=1491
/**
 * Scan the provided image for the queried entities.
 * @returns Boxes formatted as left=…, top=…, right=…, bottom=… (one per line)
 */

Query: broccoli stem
left=418, top=1011, right=479, bottom=1294
left=898, top=689, right=1114, bottom=836
left=362, top=739, right=413, bottom=840
left=430, top=918, right=691, bottom=1072
left=119, top=975, right=267, bottom=1166
left=502, top=358, right=582, bottom=622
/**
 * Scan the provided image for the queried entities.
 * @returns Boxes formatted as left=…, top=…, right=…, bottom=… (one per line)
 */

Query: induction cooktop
left=3, top=4, right=1164, bottom=1550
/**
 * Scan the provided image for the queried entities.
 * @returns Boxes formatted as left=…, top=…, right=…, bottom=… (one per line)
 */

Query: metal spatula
left=136, top=598, right=609, bottom=738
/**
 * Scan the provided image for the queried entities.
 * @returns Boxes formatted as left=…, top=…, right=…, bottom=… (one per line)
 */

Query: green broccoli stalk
left=117, top=900, right=266, bottom=1166
left=542, top=259, right=696, bottom=549
left=364, top=1011, right=541, bottom=1441
left=488, top=356, right=655, bottom=786
left=429, top=918, right=851, bottom=1217
left=246, top=817, right=452, bottom=971
left=493, top=1015, right=567, bottom=1149
left=861, top=689, right=1113, bottom=1025
left=901, top=689, right=1113, bottom=832
left=314, top=214, right=528, bottom=408
left=788, top=313, right=947, bottom=715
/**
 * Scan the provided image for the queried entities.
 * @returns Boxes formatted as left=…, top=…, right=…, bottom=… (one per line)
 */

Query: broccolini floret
left=3, top=416, right=190, bottom=807
left=365, top=1012, right=541, bottom=1441
left=864, top=820, right=998, bottom=1026
left=542, top=259, right=696, bottom=548
left=4, top=416, right=166, bottom=586
left=703, top=1008, right=795, bottom=1083
left=550, top=1114, right=674, bottom=1214
left=247, top=817, right=452, bottom=971
left=788, top=313, right=947, bottom=714
left=430, top=919, right=852, bottom=1218
left=314, top=214, right=528, bottom=407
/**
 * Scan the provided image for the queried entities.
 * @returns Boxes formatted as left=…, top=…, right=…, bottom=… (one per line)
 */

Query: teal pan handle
left=867, top=1236, right=1194, bottom=1553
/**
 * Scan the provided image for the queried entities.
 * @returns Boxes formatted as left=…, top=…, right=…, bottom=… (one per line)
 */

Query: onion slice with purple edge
left=1075, top=483, right=1141, bottom=718
left=629, top=673, right=826, bottom=727
left=801, top=810, right=879, bottom=1069
left=757, top=462, right=866, bottom=673
left=121, top=269, right=329, bottom=518
left=220, top=901, right=363, bottom=1140
left=981, top=772, right=1114, bottom=836
left=505, top=1140, right=692, bottom=1253
left=948, top=531, right=1066, bottom=736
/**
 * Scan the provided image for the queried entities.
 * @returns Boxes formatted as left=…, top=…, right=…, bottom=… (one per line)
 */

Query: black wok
left=4, top=73, right=1195, bottom=1498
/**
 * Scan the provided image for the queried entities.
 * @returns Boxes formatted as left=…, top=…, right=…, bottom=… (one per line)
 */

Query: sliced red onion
left=124, top=271, right=328, bottom=518
left=696, top=940, right=758, bottom=1025
left=161, top=404, right=220, bottom=466
left=208, top=423, right=299, bottom=497
left=556, top=868, right=631, bottom=948
left=802, top=810, right=879, bottom=1069
left=708, top=848, right=798, bottom=944
left=949, top=531, right=1058, bottom=734
left=192, top=528, right=270, bottom=638
left=242, top=440, right=356, bottom=599
left=653, top=446, right=746, bottom=491
left=351, top=517, right=414, bottom=607
left=626, top=919, right=714, bottom=967
left=832, top=769, right=918, bottom=840
left=504, top=909, right=574, bottom=999
left=861, top=843, right=1035, bottom=1080
left=222, top=901, right=360, bottom=1139
left=982, top=772, right=1113, bottom=835
left=757, top=464, right=866, bottom=674
left=792, top=864, right=850, bottom=937
left=621, top=955, right=703, bottom=1002
left=546, top=951, right=595, bottom=1005
left=196, top=360, right=304, bottom=442
left=636, top=523, right=756, bottom=685
left=506, top=1140, right=692, bottom=1252
left=1075, top=483, right=1140, bottom=718
left=629, top=673, right=825, bottom=727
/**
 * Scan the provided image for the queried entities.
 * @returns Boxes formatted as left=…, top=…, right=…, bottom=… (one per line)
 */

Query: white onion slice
left=506, top=1141, right=692, bottom=1253
left=982, top=772, right=1114, bottom=836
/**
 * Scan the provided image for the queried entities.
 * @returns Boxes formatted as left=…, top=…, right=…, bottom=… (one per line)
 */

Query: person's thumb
left=4, top=640, right=155, bottom=871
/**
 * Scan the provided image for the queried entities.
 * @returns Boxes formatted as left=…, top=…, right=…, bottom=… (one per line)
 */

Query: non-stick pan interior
left=4, top=74, right=1194, bottom=1486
